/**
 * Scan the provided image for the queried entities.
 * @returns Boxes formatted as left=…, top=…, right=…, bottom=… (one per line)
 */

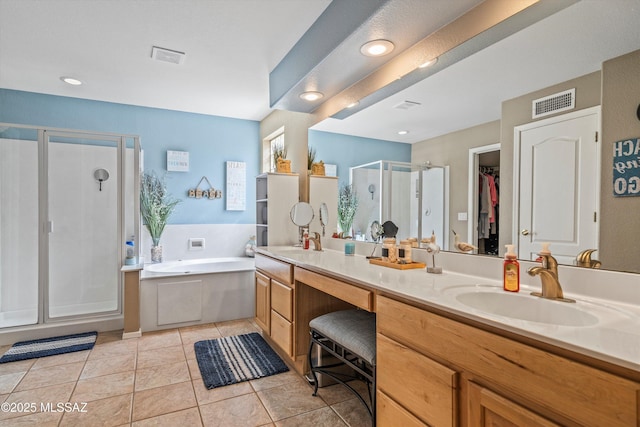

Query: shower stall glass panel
left=46, top=131, right=120, bottom=319
left=0, top=127, right=39, bottom=327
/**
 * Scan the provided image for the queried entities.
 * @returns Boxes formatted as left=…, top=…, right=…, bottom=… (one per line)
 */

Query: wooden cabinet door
left=467, top=382, right=560, bottom=427
left=255, top=272, right=270, bottom=333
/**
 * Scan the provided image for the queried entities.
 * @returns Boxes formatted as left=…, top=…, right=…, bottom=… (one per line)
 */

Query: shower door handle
left=45, top=221, right=53, bottom=233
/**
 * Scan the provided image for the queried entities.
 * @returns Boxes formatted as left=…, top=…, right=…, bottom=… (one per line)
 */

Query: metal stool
left=308, top=309, right=376, bottom=424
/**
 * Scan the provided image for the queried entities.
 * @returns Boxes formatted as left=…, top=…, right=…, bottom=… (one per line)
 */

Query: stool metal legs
left=308, top=329, right=376, bottom=425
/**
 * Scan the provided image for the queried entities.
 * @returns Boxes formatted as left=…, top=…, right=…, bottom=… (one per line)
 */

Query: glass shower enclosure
left=349, top=160, right=449, bottom=249
left=0, top=124, right=140, bottom=329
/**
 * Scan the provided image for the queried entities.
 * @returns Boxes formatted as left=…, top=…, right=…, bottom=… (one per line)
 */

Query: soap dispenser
left=503, top=244, right=519, bottom=292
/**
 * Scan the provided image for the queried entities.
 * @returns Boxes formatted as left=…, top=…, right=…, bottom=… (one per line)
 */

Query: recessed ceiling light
left=360, top=39, right=394, bottom=57
left=346, top=101, right=360, bottom=109
left=299, top=91, right=324, bottom=101
left=60, top=76, right=82, bottom=86
left=418, top=57, right=438, bottom=68
left=398, top=130, right=409, bottom=135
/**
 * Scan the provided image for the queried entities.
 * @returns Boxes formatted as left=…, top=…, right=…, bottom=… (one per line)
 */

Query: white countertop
left=259, top=245, right=640, bottom=373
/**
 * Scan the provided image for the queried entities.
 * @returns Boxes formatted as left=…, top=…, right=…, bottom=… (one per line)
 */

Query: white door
left=516, top=107, right=599, bottom=264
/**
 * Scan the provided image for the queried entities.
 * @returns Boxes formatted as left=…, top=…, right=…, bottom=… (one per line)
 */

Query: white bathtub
left=143, top=257, right=255, bottom=275
left=140, top=257, right=256, bottom=332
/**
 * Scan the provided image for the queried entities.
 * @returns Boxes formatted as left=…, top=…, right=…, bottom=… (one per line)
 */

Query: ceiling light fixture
left=60, top=76, right=82, bottom=86
left=299, top=91, right=324, bottom=102
left=360, top=39, right=394, bottom=57
left=346, top=101, right=360, bottom=109
left=398, top=130, right=409, bottom=135
left=418, top=57, right=438, bottom=69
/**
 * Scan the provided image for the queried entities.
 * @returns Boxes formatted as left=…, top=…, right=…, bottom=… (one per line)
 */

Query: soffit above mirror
left=269, top=0, right=577, bottom=123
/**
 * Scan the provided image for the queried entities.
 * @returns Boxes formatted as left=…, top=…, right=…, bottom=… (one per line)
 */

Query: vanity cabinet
left=376, top=295, right=640, bottom=427
left=255, top=172, right=299, bottom=247
left=255, top=253, right=295, bottom=358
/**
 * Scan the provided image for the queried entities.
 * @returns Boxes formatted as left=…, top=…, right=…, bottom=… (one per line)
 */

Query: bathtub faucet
left=309, top=232, right=322, bottom=251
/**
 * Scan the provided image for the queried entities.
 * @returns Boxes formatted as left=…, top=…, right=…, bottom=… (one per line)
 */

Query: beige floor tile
left=275, top=406, right=348, bottom=427
left=72, top=370, right=135, bottom=402
left=179, top=324, right=221, bottom=346
left=132, top=381, right=196, bottom=421
left=192, top=378, right=253, bottom=406
left=0, top=371, right=26, bottom=394
left=0, top=410, right=63, bottom=426
left=249, top=370, right=299, bottom=392
left=137, top=345, right=185, bottom=369
left=30, top=350, right=90, bottom=370
left=257, top=376, right=326, bottom=421
left=199, top=393, right=272, bottom=427
left=88, top=339, right=138, bottom=361
left=137, top=330, right=182, bottom=351
left=59, top=393, right=132, bottom=427
left=14, top=361, right=84, bottom=392
left=80, top=352, right=136, bottom=379
left=332, top=397, right=371, bottom=427
left=135, top=361, right=190, bottom=392
left=215, top=319, right=259, bottom=337
left=316, top=380, right=370, bottom=406
left=0, top=382, right=75, bottom=421
left=0, top=360, right=34, bottom=376
left=132, top=407, right=202, bottom=427
left=183, top=343, right=197, bottom=361
left=187, top=358, right=202, bottom=380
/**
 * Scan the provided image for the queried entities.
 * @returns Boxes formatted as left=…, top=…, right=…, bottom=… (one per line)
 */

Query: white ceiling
left=1, top=0, right=639, bottom=144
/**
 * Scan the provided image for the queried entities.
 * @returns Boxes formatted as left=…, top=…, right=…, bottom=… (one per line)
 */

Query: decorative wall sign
left=324, top=163, right=337, bottom=177
left=612, top=138, right=640, bottom=196
left=167, top=150, right=189, bottom=172
left=188, top=176, right=221, bottom=200
left=226, top=161, right=246, bottom=211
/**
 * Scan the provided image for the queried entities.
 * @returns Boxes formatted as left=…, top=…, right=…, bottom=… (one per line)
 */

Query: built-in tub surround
left=140, top=257, right=255, bottom=332
left=262, top=243, right=640, bottom=374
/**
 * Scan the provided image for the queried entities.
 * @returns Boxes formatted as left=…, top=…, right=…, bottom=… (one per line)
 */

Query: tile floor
left=0, top=319, right=371, bottom=426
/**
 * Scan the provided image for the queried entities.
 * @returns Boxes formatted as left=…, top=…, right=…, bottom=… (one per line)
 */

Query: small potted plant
left=140, top=172, right=180, bottom=263
left=307, top=146, right=316, bottom=171
left=273, top=143, right=290, bottom=173
left=337, top=184, right=358, bottom=238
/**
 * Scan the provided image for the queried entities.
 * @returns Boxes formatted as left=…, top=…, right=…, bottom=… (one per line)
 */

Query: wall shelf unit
left=256, top=173, right=299, bottom=247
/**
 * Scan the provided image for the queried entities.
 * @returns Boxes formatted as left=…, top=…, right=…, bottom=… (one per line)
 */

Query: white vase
left=151, top=245, right=163, bottom=263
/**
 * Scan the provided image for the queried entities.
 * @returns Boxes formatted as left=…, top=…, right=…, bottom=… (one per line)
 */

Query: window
left=262, top=127, right=285, bottom=173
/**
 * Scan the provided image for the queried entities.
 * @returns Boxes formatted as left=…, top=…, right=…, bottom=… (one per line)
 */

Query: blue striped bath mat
left=195, top=332, right=289, bottom=389
left=0, top=331, right=97, bottom=363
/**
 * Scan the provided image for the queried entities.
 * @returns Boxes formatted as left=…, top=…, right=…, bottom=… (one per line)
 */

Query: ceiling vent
left=151, top=46, right=186, bottom=65
left=393, top=100, right=422, bottom=110
left=532, top=88, right=575, bottom=119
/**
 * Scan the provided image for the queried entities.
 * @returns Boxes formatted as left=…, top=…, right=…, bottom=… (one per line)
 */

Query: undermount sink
left=452, top=289, right=599, bottom=327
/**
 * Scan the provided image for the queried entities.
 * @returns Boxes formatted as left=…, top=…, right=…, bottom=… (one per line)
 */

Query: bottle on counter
left=303, top=229, right=310, bottom=250
left=124, top=236, right=136, bottom=265
left=398, top=239, right=412, bottom=263
left=503, top=244, right=520, bottom=292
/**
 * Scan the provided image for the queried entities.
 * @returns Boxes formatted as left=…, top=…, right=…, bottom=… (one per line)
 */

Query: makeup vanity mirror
left=319, top=202, right=328, bottom=236
left=290, top=202, right=314, bottom=245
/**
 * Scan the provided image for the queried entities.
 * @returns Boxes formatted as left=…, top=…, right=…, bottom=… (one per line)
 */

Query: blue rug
left=195, top=332, right=289, bottom=389
left=0, top=331, right=97, bottom=363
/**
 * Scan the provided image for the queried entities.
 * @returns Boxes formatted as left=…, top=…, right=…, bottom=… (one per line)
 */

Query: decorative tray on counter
left=368, top=259, right=426, bottom=270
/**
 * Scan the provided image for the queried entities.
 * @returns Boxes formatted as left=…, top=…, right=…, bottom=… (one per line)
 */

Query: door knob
left=521, top=229, right=530, bottom=236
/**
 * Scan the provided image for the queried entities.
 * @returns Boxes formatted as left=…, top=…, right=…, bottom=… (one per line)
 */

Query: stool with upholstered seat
left=308, top=309, right=376, bottom=424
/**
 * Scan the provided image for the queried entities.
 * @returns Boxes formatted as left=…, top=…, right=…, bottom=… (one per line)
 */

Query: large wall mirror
left=308, top=2, right=640, bottom=274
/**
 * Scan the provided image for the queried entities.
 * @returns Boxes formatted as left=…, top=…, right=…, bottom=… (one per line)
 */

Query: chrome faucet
left=309, top=232, right=322, bottom=251
left=527, top=248, right=575, bottom=303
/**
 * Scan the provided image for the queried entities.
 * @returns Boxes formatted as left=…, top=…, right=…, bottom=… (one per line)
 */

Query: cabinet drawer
left=256, top=253, right=293, bottom=284
left=377, top=333, right=457, bottom=427
left=295, top=267, right=373, bottom=311
left=271, top=279, right=293, bottom=321
left=270, top=310, right=293, bottom=356
left=377, top=390, right=428, bottom=427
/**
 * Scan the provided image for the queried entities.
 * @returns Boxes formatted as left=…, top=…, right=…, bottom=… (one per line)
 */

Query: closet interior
left=477, top=151, right=500, bottom=256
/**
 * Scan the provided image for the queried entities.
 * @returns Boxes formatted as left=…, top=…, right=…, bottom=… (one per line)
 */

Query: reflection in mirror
left=349, top=160, right=448, bottom=250
left=290, top=202, right=314, bottom=226
left=319, top=202, right=328, bottom=236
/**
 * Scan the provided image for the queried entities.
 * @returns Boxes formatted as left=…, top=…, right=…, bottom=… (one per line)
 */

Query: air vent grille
left=393, top=100, right=421, bottom=110
left=532, top=88, right=575, bottom=119
left=151, top=46, right=186, bottom=65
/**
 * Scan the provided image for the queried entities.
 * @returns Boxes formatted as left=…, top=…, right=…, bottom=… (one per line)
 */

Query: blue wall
left=308, top=129, right=412, bottom=187
left=0, top=89, right=260, bottom=224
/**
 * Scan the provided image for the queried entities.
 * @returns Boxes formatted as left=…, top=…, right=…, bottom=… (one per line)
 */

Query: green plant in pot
left=273, top=143, right=290, bottom=173
left=140, top=172, right=180, bottom=263
left=337, top=184, right=358, bottom=238
left=307, top=146, right=316, bottom=171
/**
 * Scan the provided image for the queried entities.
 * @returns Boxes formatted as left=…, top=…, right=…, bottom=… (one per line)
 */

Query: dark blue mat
left=0, top=331, right=97, bottom=363
left=195, top=332, right=289, bottom=389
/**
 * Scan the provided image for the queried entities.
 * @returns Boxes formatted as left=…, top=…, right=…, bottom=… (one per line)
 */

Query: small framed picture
left=167, top=150, right=189, bottom=172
